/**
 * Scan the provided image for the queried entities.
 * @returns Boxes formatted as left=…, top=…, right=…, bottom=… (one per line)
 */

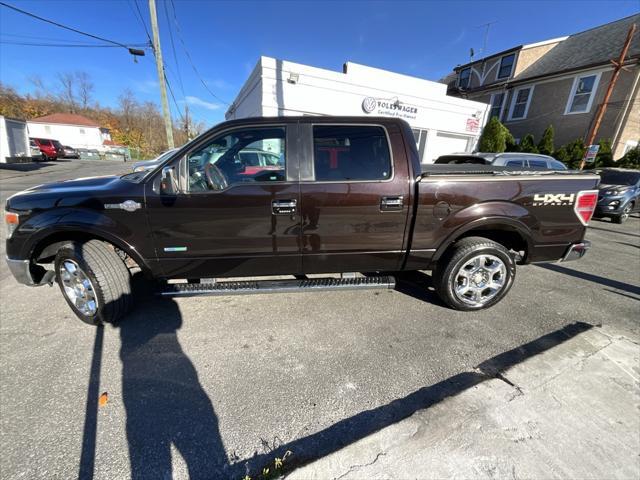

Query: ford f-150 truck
left=5, top=117, right=600, bottom=325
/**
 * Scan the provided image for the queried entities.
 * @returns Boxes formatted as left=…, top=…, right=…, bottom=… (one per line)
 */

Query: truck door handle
left=380, top=196, right=404, bottom=211
left=272, top=199, right=297, bottom=215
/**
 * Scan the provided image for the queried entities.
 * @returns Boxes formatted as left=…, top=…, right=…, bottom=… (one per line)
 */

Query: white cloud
left=184, top=95, right=221, bottom=111
left=207, top=78, right=235, bottom=90
left=133, top=79, right=159, bottom=94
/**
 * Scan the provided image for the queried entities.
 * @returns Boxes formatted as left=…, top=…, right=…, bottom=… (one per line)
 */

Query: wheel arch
left=432, top=217, right=533, bottom=264
left=29, top=228, right=152, bottom=276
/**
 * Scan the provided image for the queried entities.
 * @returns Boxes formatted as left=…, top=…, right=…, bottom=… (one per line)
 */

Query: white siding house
left=226, top=57, right=490, bottom=164
left=27, top=113, right=111, bottom=150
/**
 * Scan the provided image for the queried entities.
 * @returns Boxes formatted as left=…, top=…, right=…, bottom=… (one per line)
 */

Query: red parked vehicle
left=30, top=138, right=61, bottom=161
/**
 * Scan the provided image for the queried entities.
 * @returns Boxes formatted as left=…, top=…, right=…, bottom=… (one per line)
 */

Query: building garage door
left=427, top=132, right=472, bottom=164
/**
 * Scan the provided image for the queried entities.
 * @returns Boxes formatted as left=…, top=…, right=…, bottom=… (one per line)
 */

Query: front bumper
left=560, top=241, right=591, bottom=262
left=5, top=258, right=54, bottom=286
left=595, top=196, right=626, bottom=216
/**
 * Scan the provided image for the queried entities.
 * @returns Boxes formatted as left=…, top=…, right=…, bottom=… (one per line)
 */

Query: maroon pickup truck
left=5, top=117, right=599, bottom=325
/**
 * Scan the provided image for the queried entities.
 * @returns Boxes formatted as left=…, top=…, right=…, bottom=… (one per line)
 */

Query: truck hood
left=6, top=175, right=139, bottom=212
left=598, top=183, right=631, bottom=193
left=26, top=175, right=123, bottom=193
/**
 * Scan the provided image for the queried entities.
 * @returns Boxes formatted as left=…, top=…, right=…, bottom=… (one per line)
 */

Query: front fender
left=7, top=207, right=154, bottom=273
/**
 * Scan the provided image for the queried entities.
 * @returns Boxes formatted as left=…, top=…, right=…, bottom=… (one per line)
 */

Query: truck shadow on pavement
left=78, top=277, right=594, bottom=479
left=538, top=263, right=640, bottom=296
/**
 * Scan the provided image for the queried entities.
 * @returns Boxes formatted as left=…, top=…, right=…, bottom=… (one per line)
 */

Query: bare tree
left=28, top=75, right=48, bottom=99
left=75, top=71, right=94, bottom=110
left=57, top=72, right=77, bottom=113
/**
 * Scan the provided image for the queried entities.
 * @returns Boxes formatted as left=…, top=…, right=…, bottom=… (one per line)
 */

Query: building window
left=44, top=125, right=51, bottom=134
left=497, top=54, right=515, bottom=79
left=458, top=68, right=471, bottom=89
left=565, top=73, right=601, bottom=114
left=489, top=92, right=505, bottom=119
left=79, top=128, right=86, bottom=134
left=509, top=86, right=533, bottom=120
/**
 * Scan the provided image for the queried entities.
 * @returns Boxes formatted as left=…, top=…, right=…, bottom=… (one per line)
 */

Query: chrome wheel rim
left=58, top=260, right=98, bottom=316
left=453, top=254, right=507, bottom=307
left=621, top=204, right=631, bottom=221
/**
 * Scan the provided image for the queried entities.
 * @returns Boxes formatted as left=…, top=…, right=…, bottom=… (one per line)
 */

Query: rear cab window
left=312, top=125, right=392, bottom=181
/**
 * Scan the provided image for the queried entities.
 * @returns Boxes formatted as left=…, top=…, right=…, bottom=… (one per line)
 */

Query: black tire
left=612, top=203, right=633, bottom=224
left=54, top=240, right=133, bottom=325
left=432, top=236, right=516, bottom=311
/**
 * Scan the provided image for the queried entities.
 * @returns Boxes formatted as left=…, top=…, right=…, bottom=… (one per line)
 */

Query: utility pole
left=148, top=0, right=174, bottom=149
left=580, top=22, right=636, bottom=169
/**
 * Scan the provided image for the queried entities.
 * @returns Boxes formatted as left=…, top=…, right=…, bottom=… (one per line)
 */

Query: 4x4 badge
left=104, top=200, right=142, bottom=212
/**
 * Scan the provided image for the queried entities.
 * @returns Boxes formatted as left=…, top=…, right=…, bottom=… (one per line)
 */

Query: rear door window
left=505, top=160, right=524, bottom=167
left=313, top=125, right=391, bottom=181
left=529, top=159, right=548, bottom=169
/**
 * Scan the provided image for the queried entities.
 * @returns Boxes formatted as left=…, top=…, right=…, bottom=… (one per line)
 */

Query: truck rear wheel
left=54, top=240, right=133, bottom=325
left=433, top=237, right=516, bottom=311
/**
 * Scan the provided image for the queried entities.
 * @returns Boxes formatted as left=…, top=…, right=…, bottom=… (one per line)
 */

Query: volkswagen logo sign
left=361, top=97, right=377, bottom=114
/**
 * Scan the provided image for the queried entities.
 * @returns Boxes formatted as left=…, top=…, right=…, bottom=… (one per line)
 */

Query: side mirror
left=160, top=166, right=177, bottom=195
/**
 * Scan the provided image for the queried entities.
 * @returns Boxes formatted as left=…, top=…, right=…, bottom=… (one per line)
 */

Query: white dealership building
left=226, top=56, right=490, bottom=164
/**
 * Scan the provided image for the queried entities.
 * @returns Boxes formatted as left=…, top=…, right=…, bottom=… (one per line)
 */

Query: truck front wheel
left=433, top=237, right=516, bottom=311
left=54, top=240, right=133, bottom=325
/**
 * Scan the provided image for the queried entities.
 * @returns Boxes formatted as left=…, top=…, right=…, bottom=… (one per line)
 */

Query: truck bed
left=406, top=165, right=600, bottom=267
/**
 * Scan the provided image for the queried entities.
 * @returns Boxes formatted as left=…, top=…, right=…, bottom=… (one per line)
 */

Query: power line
left=167, top=0, right=229, bottom=105
left=164, top=70, right=185, bottom=123
left=162, top=0, right=186, bottom=99
left=128, top=0, right=153, bottom=45
left=0, top=1, right=145, bottom=55
left=0, top=40, right=149, bottom=48
left=1, top=32, right=145, bottom=44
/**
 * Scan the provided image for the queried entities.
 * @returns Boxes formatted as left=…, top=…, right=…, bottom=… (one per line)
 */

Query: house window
left=509, top=86, right=533, bottom=120
left=458, top=68, right=471, bottom=89
left=79, top=128, right=86, bottom=134
left=44, top=125, right=51, bottom=134
left=489, top=93, right=505, bottom=119
left=566, top=73, right=600, bottom=114
left=497, top=54, right=515, bottom=79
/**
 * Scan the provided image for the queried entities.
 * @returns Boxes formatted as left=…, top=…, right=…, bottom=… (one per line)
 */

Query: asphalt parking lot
left=1, top=159, right=639, bottom=479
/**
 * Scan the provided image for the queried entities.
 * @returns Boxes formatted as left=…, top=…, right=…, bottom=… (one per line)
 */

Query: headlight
left=606, top=189, right=628, bottom=196
left=5, top=211, right=19, bottom=237
left=133, top=166, right=146, bottom=172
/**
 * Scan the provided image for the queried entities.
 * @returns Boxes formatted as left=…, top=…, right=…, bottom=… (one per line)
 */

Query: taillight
left=574, top=190, right=598, bottom=226
left=5, top=211, right=20, bottom=237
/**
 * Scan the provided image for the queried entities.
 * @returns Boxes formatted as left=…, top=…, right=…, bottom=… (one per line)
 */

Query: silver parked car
left=132, top=148, right=179, bottom=173
left=435, top=152, right=567, bottom=170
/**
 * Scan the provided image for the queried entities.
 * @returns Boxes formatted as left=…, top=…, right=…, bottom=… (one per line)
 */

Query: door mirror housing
left=160, top=166, right=177, bottom=195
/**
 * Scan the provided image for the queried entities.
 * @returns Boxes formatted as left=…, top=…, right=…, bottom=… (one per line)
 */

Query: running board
left=159, top=276, right=395, bottom=297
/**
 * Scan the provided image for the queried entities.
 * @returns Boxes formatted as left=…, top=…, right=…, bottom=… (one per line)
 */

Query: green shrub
left=594, top=139, right=615, bottom=168
left=478, top=117, right=508, bottom=152
left=519, top=134, right=539, bottom=153
left=617, top=143, right=640, bottom=169
left=537, top=125, right=554, bottom=155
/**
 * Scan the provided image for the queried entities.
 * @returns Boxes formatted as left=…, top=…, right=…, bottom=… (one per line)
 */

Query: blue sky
left=1, top=0, right=638, bottom=126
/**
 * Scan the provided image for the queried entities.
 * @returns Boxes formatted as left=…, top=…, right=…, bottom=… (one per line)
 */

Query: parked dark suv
left=593, top=168, right=640, bottom=223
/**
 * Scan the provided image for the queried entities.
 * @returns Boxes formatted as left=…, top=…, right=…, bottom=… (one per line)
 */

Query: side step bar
left=159, top=275, right=395, bottom=297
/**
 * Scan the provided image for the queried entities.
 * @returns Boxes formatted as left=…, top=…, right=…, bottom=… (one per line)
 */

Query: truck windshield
left=599, top=170, right=640, bottom=186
